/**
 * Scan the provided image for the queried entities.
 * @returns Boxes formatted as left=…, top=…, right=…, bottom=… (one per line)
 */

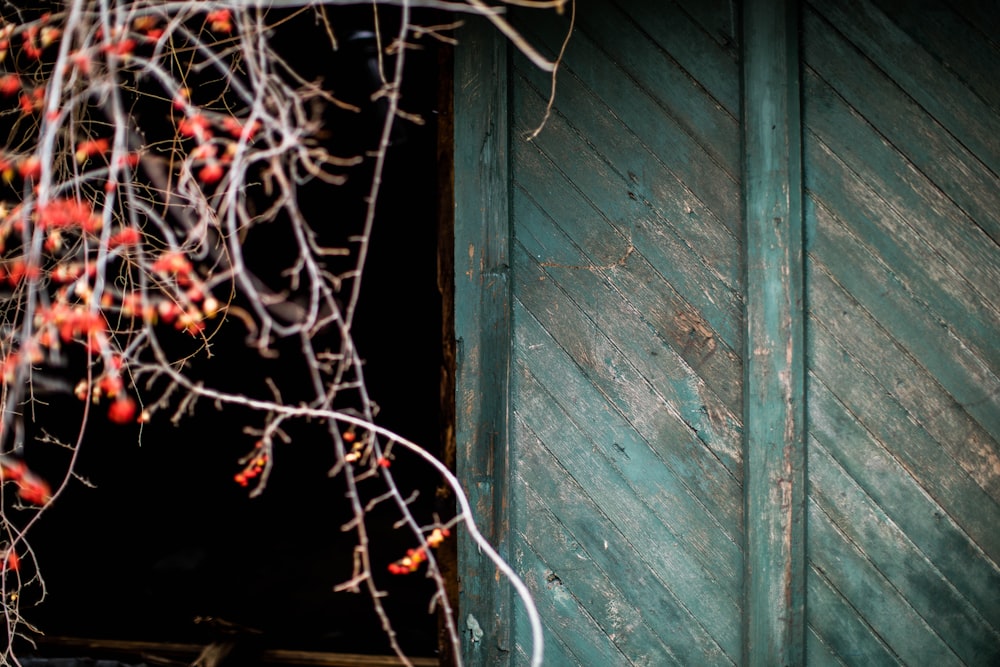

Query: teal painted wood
left=808, top=497, right=964, bottom=666
left=867, top=0, right=1000, bottom=113
left=808, top=438, right=1000, bottom=663
left=452, top=17, right=514, bottom=666
left=501, top=0, right=744, bottom=663
left=802, top=2, right=1000, bottom=663
left=802, top=5, right=1000, bottom=244
left=741, top=0, right=806, bottom=665
left=811, top=0, right=1000, bottom=177
left=453, top=1, right=1000, bottom=665
left=806, top=265, right=1000, bottom=564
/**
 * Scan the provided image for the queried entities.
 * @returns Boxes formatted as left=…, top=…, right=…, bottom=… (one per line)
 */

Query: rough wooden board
left=511, top=71, right=743, bottom=350
left=808, top=262, right=1000, bottom=505
left=512, top=407, right=736, bottom=665
left=802, top=67, right=1000, bottom=312
left=569, top=2, right=740, bottom=174
left=674, top=0, right=740, bottom=54
left=741, top=0, right=806, bottom=664
left=944, top=0, right=1000, bottom=46
left=806, top=377, right=1000, bottom=628
left=512, top=539, right=634, bottom=666
left=802, top=5, right=1000, bottom=243
left=808, top=497, right=964, bottom=666
left=869, top=0, right=1000, bottom=112
left=806, top=565, right=904, bottom=666
left=810, top=0, right=1000, bottom=176
left=805, top=134, right=1000, bottom=379
left=805, top=625, right=852, bottom=667
left=807, top=198, right=1000, bottom=442
left=514, top=252, right=743, bottom=541
left=452, top=17, right=513, bottom=666
left=511, top=361, right=743, bottom=655
left=516, top=477, right=683, bottom=666
left=511, top=192, right=743, bottom=481
left=618, top=0, right=740, bottom=116
left=809, top=439, right=1000, bottom=663
left=515, top=22, right=742, bottom=233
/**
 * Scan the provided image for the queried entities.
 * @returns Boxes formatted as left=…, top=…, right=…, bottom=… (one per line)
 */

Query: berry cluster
left=387, top=527, right=451, bottom=576
left=0, top=454, right=51, bottom=506
left=234, top=440, right=269, bottom=488
left=0, top=8, right=252, bottom=428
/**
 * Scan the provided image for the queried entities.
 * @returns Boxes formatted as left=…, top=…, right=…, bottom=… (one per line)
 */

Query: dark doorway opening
left=13, top=7, right=454, bottom=665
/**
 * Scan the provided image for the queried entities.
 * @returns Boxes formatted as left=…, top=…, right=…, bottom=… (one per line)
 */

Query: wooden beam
left=453, top=16, right=514, bottom=667
left=741, top=1, right=807, bottom=665
left=36, top=637, right=439, bottom=666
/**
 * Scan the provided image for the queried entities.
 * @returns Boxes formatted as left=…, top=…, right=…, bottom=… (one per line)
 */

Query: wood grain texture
left=452, top=17, right=513, bottom=665
left=742, top=0, right=806, bottom=664
left=502, top=0, right=745, bottom=663
left=453, top=1, right=1000, bottom=665
left=804, top=1, right=1000, bottom=663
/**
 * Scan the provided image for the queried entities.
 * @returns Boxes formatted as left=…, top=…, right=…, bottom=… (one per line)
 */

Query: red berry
left=107, top=396, right=137, bottom=424
left=198, top=162, right=223, bottom=185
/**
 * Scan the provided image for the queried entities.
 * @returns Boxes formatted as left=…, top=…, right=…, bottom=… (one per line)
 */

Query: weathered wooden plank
left=569, top=1, right=740, bottom=175
left=807, top=197, right=1000, bottom=442
left=515, top=414, right=733, bottom=665
left=808, top=262, right=1000, bottom=504
left=802, top=6, right=1000, bottom=243
left=742, top=1, right=806, bottom=664
left=674, top=0, right=740, bottom=54
left=513, top=172, right=743, bottom=415
left=807, top=375, right=1000, bottom=629
left=870, top=0, right=1000, bottom=112
left=514, top=246, right=744, bottom=540
left=805, top=627, right=848, bottom=667
left=612, top=0, right=740, bottom=116
left=515, top=25, right=742, bottom=234
left=810, top=0, right=1000, bottom=176
left=808, top=498, right=964, bottom=666
left=511, top=338, right=741, bottom=655
left=511, top=75, right=743, bottom=354
left=516, top=477, right=682, bottom=666
left=806, top=565, right=904, bottom=666
left=802, top=66, right=1000, bottom=312
left=804, top=135, right=1000, bottom=380
left=509, top=562, right=588, bottom=667
left=511, top=536, right=634, bottom=666
left=512, top=175, right=743, bottom=476
left=809, top=439, right=1000, bottom=662
left=452, top=18, right=513, bottom=665
left=513, top=286, right=742, bottom=577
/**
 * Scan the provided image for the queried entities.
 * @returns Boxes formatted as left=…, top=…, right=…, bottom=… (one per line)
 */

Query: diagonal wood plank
left=808, top=497, right=964, bottom=666
left=809, top=439, right=1000, bottom=662
left=803, top=4, right=1000, bottom=243
left=807, top=372, right=1000, bottom=629
left=809, top=0, right=1000, bottom=174
left=802, top=67, right=1000, bottom=312
left=808, top=263, right=1000, bottom=503
left=512, top=293, right=742, bottom=579
left=511, top=358, right=741, bottom=660
left=807, top=197, right=1000, bottom=442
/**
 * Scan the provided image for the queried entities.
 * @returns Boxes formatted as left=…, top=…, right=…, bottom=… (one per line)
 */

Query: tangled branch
left=0, top=1, right=560, bottom=665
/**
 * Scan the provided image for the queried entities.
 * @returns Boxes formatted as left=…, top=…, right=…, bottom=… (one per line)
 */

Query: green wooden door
left=454, top=1, right=999, bottom=665
left=801, top=0, right=1000, bottom=663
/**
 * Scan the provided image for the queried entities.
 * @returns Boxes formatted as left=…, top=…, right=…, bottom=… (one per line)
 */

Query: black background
left=16, top=6, right=449, bottom=660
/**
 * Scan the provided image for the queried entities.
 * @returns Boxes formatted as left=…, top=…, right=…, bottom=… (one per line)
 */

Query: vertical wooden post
left=453, top=17, right=513, bottom=667
left=742, top=1, right=807, bottom=665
